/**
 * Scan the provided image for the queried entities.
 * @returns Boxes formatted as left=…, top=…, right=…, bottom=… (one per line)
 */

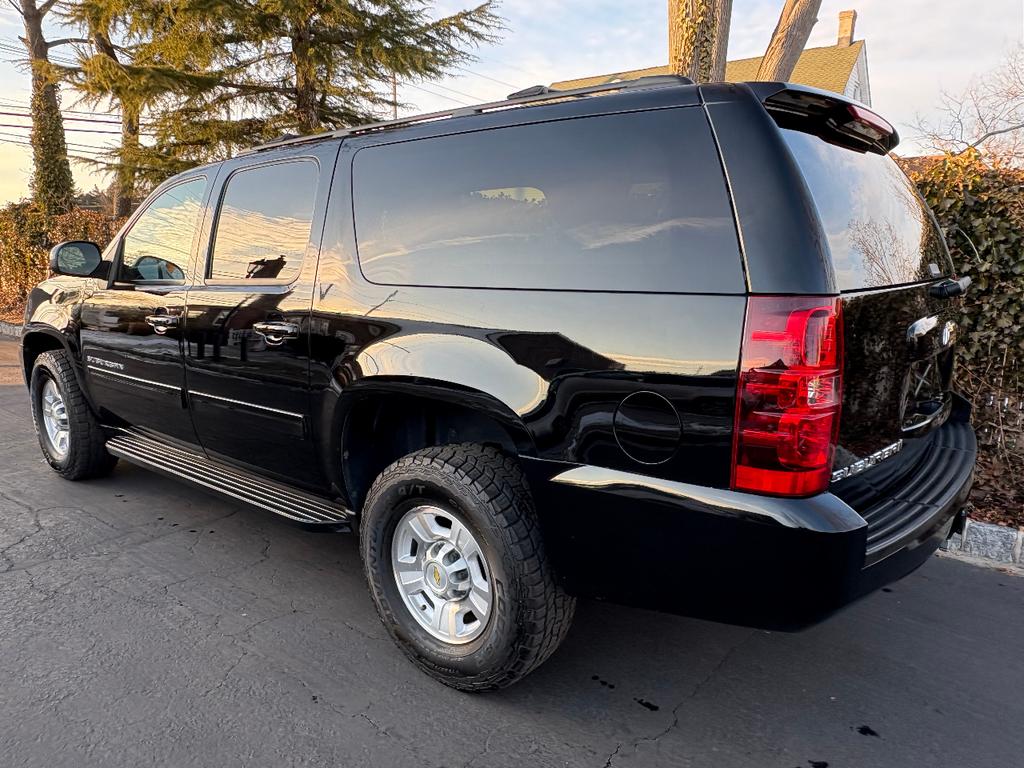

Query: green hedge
left=0, top=202, right=124, bottom=318
left=906, top=153, right=1024, bottom=523
left=909, top=154, right=1024, bottom=390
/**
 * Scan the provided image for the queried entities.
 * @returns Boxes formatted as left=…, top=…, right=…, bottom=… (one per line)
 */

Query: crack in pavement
left=603, top=630, right=759, bottom=766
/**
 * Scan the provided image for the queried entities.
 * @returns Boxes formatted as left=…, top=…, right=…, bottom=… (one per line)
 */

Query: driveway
left=1, top=338, right=1022, bottom=768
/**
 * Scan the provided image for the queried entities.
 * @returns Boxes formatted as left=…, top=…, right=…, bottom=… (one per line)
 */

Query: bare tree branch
left=914, top=47, right=1024, bottom=165
left=46, top=37, right=91, bottom=48
left=965, top=122, right=1024, bottom=151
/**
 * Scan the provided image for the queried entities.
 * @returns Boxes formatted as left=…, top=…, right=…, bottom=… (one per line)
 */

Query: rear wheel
left=360, top=444, right=574, bottom=691
left=30, top=350, right=117, bottom=480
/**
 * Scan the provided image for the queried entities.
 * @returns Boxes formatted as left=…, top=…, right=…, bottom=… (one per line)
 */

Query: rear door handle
left=907, top=315, right=938, bottom=342
left=252, top=321, right=300, bottom=346
left=145, top=314, right=179, bottom=335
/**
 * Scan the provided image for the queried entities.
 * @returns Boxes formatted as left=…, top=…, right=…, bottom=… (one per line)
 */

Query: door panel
left=184, top=285, right=315, bottom=473
left=80, top=174, right=211, bottom=444
left=184, top=144, right=339, bottom=489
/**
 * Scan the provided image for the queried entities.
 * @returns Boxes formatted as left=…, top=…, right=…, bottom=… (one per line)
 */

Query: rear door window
left=207, top=160, right=318, bottom=283
left=352, top=108, right=743, bottom=292
left=782, top=129, right=949, bottom=292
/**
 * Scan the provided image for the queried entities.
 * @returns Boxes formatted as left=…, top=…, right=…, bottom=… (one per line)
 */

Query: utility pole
left=392, top=73, right=398, bottom=119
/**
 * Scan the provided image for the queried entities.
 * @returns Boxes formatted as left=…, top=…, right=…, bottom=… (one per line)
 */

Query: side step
left=105, top=430, right=353, bottom=531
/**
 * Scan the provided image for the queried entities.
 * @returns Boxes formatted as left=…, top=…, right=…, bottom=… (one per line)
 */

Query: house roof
left=551, top=40, right=865, bottom=97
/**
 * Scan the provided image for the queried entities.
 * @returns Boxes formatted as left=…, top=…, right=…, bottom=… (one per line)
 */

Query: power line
left=416, top=79, right=489, bottom=103
left=0, top=109, right=123, bottom=126
left=0, top=40, right=77, bottom=67
left=455, top=66, right=520, bottom=90
left=0, top=129, right=109, bottom=152
left=403, top=82, right=474, bottom=106
left=0, top=121, right=126, bottom=135
left=0, top=101, right=125, bottom=121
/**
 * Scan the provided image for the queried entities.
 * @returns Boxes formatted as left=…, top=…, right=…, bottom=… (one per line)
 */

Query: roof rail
left=240, top=74, right=695, bottom=155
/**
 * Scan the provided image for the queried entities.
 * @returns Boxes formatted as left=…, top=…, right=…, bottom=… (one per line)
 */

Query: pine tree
left=150, top=0, right=501, bottom=161
left=59, top=0, right=219, bottom=211
left=58, top=1, right=500, bottom=187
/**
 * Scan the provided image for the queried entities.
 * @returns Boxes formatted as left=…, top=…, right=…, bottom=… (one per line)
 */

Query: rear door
left=183, top=144, right=338, bottom=489
left=779, top=118, right=961, bottom=478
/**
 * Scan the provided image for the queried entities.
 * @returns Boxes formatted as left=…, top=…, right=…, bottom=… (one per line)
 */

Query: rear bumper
left=525, top=413, right=976, bottom=630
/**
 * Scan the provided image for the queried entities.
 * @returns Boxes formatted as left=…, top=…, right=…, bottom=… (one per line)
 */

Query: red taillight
left=731, top=296, right=843, bottom=497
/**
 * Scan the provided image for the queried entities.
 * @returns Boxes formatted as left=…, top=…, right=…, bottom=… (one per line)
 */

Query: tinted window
left=783, top=130, right=948, bottom=291
left=120, top=178, right=205, bottom=282
left=208, top=161, right=318, bottom=282
left=352, top=109, right=742, bottom=292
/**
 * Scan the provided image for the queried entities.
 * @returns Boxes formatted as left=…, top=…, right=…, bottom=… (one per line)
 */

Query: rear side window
left=352, top=109, right=742, bottom=292
left=208, top=160, right=318, bottom=282
left=782, top=130, right=948, bottom=292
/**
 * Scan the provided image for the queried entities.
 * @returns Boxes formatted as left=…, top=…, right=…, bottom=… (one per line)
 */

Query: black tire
left=29, top=350, right=117, bottom=480
left=360, top=443, right=575, bottom=691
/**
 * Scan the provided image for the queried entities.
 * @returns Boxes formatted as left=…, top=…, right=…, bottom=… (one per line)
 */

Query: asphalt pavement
left=1, top=338, right=1022, bottom=768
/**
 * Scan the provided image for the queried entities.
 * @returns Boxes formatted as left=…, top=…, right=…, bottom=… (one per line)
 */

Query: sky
left=0, top=0, right=1021, bottom=206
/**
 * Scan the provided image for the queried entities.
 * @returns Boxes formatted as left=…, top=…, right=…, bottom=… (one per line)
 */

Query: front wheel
left=360, top=444, right=575, bottom=691
left=30, top=350, right=117, bottom=480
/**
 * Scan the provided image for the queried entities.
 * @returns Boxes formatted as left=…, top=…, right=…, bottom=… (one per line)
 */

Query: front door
left=79, top=174, right=211, bottom=444
left=183, top=149, right=334, bottom=489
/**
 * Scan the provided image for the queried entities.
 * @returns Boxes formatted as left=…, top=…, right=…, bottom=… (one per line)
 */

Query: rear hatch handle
left=929, top=275, right=972, bottom=299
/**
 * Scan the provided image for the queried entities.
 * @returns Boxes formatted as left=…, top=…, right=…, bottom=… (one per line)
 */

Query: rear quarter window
left=352, top=108, right=743, bottom=293
left=782, top=129, right=949, bottom=292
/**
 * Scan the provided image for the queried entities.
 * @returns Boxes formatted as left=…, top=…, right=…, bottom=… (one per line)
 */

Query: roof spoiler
left=743, top=82, right=899, bottom=155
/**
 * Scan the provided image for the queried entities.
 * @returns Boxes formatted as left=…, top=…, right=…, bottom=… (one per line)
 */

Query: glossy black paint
left=307, top=138, right=743, bottom=505
left=73, top=170, right=215, bottom=444
left=701, top=82, right=835, bottom=295
left=181, top=143, right=339, bottom=488
left=19, top=78, right=977, bottom=626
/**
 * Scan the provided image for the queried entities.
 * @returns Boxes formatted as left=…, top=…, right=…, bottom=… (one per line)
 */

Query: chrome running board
left=105, top=429, right=353, bottom=531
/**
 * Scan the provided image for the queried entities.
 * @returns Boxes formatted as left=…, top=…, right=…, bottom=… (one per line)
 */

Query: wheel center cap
left=424, top=560, right=448, bottom=594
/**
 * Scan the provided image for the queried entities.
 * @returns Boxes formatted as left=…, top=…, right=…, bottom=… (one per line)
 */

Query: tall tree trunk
left=21, top=0, right=74, bottom=217
left=668, top=0, right=730, bottom=82
left=710, top=0, right=732, bottom=82
left=92, top=28, right=136, bottom=217
left=755, top=0, right=822, bottom=82
left=292, top=19, right=318, bottom=135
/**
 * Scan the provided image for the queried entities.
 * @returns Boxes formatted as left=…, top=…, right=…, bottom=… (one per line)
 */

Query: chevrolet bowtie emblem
left=432, top=566, right=441, bottom=585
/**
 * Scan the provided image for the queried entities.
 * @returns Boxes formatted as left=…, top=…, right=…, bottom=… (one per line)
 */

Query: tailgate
left=776, top=96, right=965, bottom=490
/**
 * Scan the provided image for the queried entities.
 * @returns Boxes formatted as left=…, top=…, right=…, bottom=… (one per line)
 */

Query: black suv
left=20, top=77, right=976, bottom=690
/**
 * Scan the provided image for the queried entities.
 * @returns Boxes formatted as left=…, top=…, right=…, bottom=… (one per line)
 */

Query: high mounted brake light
left=754, top=84, right=900, bottom=154
left=731, top=296, right=843, bottom=497
left=843, top=104, right=894, bottom=143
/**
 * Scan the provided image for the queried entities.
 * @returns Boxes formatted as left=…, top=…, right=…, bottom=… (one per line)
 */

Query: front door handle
left=145, top=314, right=179, bottom=335
left=253, top=321, right=300, bottom=346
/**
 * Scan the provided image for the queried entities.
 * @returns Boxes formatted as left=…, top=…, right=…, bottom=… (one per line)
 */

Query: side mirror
left=49, top=241, right=104, bottom=277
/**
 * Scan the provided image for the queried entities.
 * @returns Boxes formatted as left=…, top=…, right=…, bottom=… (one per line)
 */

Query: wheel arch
left=21, top=327, right=74, bottom=387
left=331, top=378, right=537, bottom=512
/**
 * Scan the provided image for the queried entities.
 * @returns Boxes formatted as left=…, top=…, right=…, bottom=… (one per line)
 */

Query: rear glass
left=782, top=129, right=948, bottom=292
left=352, top=108, right=743, bottom=292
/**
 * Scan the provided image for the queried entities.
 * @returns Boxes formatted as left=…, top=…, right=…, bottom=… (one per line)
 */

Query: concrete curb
left=942, top=517, right=1024, bottom=565
left=0, top=320, right=19, bottom=338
